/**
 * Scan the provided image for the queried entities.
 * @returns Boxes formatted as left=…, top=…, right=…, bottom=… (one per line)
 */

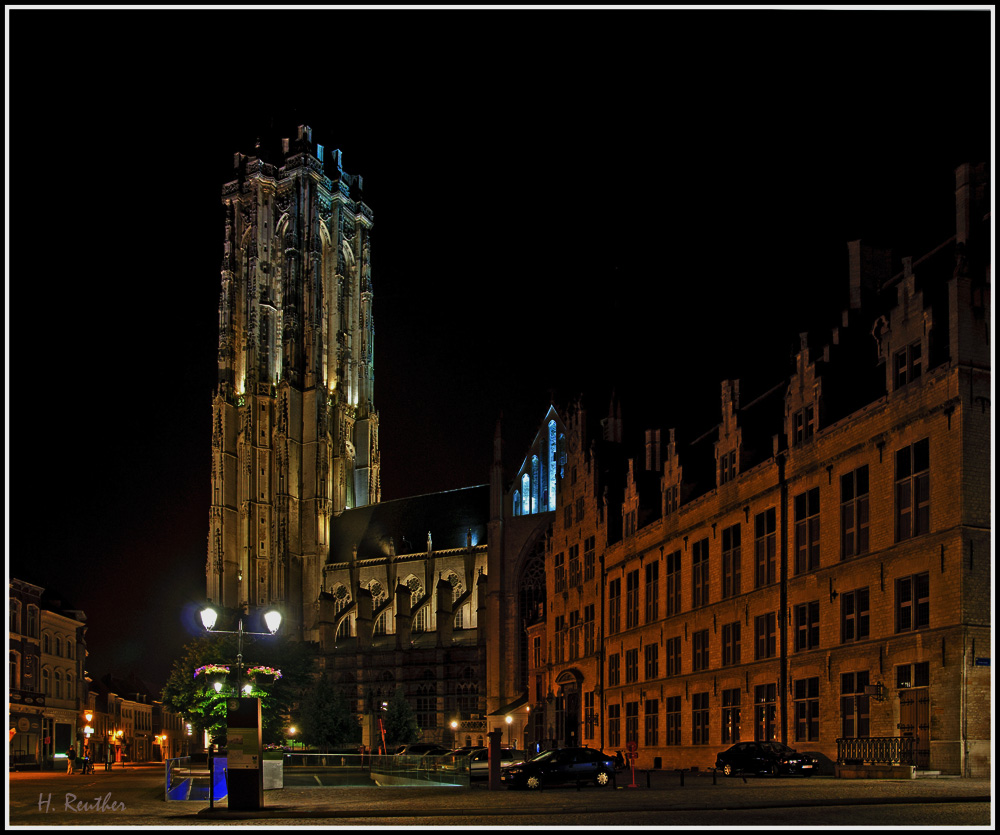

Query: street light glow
left=264, top=610, right=282, bottom=634
left=200, top=607, right=218, bottom=631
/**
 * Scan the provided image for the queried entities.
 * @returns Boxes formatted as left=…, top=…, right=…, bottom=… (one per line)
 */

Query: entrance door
left=899, top=689, right=931, bottom=769
left=563, top=687, right=580, bottom=748
left=554, top=670, right=583, bottom=748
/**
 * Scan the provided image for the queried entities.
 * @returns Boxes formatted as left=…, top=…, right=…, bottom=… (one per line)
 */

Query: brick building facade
left=527, top=163, right=990, bottom=776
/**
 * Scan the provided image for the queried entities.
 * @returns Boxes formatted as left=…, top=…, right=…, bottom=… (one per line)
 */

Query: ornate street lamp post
left=200, top=606, right=282, bottom=692
left=199, top=605, right=281, bottom=812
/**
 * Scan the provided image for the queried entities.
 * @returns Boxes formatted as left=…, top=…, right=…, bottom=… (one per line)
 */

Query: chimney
left=955, top=162, right=987, bottom=246
left=645, top=429, right=661, bottom=472
left=847, top=240, right=893, bottom=309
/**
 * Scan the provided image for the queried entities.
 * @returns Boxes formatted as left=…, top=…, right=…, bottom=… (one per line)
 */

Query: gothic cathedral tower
left=207, top=126, right=379, bottom=640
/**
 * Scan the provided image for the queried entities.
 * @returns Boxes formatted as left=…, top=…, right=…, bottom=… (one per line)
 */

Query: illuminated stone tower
left=207, top=126, right=379, bottom=639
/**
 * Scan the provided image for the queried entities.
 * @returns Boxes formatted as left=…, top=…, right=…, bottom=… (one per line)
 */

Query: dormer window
left=793, top=406, right=815, bottom=445
left=720, top=450, right=737, bottom=484
left=893, top=341, right=922, bottom=390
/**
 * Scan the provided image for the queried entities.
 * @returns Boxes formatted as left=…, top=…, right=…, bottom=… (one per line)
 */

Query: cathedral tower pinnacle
left=207, top=127, right=379, bottom=639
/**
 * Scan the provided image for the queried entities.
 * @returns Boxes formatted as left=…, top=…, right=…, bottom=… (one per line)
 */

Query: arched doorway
left=555, top=669, right=583, bottom=748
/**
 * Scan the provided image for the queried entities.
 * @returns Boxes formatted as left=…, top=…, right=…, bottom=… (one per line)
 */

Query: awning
left=488, top=691, right=529, bottom=717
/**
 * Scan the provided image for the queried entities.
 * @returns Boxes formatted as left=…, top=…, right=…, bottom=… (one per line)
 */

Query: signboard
left=226, top=730, right=260, bottom=769
left=974, top=657, right=990, bottom=667
left=226, top=699, right=261, bottom=770
left=225, top=698, right=264, bottom=811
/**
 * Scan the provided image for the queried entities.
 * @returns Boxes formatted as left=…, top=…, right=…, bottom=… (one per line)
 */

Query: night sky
left=7, top=8, right=992, bottom=692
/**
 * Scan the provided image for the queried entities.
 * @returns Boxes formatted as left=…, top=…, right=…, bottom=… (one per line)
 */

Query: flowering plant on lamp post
left=246, top=665, right=283, bottom=685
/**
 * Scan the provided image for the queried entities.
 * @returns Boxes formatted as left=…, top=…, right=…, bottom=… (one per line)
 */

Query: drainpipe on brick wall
left=599, top=550, right=606, bottom=754
left=961, top=624, right=969, bottom=776
left=777, top=453, right=789, bottom=745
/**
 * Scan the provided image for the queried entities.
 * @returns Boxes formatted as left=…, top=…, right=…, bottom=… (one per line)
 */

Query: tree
left=298, top=673, right=361, bottom=751
left=382, top=686, right=420, bottom=750
left=161, top=631, right=313, bottom=746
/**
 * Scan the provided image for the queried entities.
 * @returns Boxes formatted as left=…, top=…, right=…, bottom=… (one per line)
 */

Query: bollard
left=678, top=768, right=685, bottom=787
left=646, top=769, right=651, bottom=788
left=712, top=767, right=717, bottom=785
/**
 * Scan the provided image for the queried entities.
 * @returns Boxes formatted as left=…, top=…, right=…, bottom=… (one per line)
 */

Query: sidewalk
left=8, top=765, right=991, bottom=827
left=197, top=772, right=992, bottom=821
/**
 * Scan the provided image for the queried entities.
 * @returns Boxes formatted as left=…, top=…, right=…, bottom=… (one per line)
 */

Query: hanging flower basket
left=246, top=665, right=282, bottom=685
left=194, top=664, right=231, bottom=680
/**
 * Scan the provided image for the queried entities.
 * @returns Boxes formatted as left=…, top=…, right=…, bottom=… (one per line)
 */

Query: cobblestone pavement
left=7, top=764, right=992, bottom=828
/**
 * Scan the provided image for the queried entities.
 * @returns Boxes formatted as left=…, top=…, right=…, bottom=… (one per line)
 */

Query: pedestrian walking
left=82, top=745, right=92, bottom=774
left=66, top=747, right=77, bottom=774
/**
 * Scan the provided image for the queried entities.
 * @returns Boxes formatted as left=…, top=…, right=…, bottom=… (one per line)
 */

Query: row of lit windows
left=605, top=572, right=928, bottom=683
left=608, top=440, right=930, bottom=629
left=552, top=537, right=596, bottom=592
left=602, top=662, right=929, bottom=747
left=42, top=632, right=76, bottom=660
left=40, top=667, right=77, bottom=700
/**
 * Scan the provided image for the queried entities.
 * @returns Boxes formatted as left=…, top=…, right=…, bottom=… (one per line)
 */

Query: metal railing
left=836, top=736, right=915, bottom=766
left=164, top=755, right=228, bottom=801
left=369, top=753, right=470, bottom=787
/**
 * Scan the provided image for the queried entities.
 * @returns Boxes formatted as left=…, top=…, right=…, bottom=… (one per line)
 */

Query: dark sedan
left=500, top=747, right=616, bottom=789
left=715, top=741, right=818, bottom=776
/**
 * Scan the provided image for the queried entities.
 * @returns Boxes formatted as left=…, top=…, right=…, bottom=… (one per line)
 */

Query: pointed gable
left=784, top=333, right=824, bottom=447
left=715, top=379, right=743, bottom=487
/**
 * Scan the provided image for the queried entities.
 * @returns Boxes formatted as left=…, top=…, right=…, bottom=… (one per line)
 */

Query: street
left=7, top=765, right=993, bottom=828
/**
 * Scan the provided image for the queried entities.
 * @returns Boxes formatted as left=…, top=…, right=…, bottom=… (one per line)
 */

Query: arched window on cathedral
left=521, top=474, right=530, bottom=515
left=337, top=618, right=352, bottom=640
left=513, top=490, right=520, bottom=517
left=54, top=669, right=63, bottom=700
left=41, top=666, right=50, bottom=696
left=369, top=580, right=388, bottom=635
left=447, top=573, right=465, bottom=629
left=407, top=577, right=426, bottom=633
left=333, top=584, right=351, bottom=613
left=548, top=420, right=557, bottom=511
left=333, top=584, right=353, bottom=640
left=531, top=455, right=540, bottom=514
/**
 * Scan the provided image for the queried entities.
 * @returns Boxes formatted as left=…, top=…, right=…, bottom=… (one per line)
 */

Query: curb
left=194, top=793, right=993, bottom=820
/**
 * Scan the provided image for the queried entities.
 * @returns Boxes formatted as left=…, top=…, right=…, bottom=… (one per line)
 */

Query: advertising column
left=226, top=698, right=263, bottom=810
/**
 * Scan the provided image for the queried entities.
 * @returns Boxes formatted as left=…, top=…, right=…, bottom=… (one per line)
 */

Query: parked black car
left=500, top=747, right=616, bottom=789
left=715, top=741, right=818, bottom=776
